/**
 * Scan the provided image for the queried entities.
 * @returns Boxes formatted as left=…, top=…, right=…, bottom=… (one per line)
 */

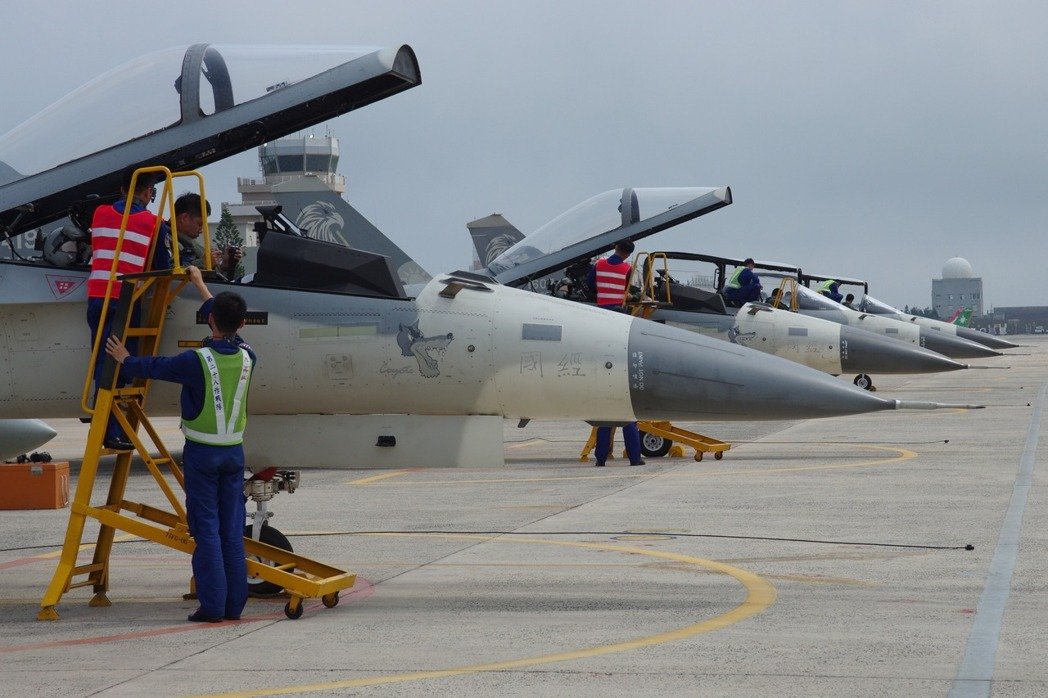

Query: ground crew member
left=105, top=267, right=255, bottom=622
left=722, top=258, right=762, bottom=305
left=588, top=239, right=635, bottom=308
left=587, top=240, right=644, bottom=467
left=87, top=168, right=170, bottom=449
left=818, top=279, right=844, bottom=303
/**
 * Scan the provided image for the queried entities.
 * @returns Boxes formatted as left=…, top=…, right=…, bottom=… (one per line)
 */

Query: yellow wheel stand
left=580, top=421, right=730, bottom=463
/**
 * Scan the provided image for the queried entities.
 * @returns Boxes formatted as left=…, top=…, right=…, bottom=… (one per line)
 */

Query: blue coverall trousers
left=87, top=297, right=140, bottom=442
left=183, top=440, right=248, bottom=619
left=595, top=422, right=642, bottom=465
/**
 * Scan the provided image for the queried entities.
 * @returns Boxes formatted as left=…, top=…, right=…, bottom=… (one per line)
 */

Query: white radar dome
left=942, top=257, right=973, bottom=279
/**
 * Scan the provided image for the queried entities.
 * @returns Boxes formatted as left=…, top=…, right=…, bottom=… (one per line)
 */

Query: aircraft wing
left=487, top=187, right=731, bottom=287
left=0, top=43, right=421, bottom=235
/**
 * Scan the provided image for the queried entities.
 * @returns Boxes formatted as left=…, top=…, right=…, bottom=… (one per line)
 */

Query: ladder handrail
left=81, top=167, right=212, bottom=414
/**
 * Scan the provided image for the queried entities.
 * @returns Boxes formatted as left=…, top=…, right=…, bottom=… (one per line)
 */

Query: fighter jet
left=781, top=272, right=1002, bottom=360
left=0, top=44, right=981, bottom=472
left=483, top=213, right=974, bottom=391
left=799, top=274, right=1018, bottom=351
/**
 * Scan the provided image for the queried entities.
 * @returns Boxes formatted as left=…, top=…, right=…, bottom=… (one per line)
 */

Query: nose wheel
left=853, top=374, right=876, bottom=391
left=639, top=431, right=672, bottom=458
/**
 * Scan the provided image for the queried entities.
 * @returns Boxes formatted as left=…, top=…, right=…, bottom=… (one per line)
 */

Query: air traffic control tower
left=225, top=134, right=345, bottom=246
left=932, top=256, right=983, bottom=317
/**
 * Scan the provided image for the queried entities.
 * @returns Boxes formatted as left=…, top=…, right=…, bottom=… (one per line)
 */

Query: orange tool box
left=0, top=461, right=70, bottom=510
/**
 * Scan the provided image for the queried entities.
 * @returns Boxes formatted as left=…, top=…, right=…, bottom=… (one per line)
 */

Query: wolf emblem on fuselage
left=397, top=321, right=454, bottom=378
left=727, top=325, right=757, bottom=345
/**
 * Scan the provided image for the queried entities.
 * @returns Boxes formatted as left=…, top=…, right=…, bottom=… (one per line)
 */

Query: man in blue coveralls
left=105, top=266, right=256, bottom=622
left=722, top=258, right=762, bottom=305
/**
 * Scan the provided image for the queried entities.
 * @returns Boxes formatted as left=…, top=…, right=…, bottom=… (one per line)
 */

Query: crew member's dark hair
left=122, top=166, right=160, bottom=193
left=615, top=239, right=635, bottom=255
left=744, top=257, right=755, bottom=266
left=211, top=291, right=247, bottom=334
left=175, top=192, right=212, bottom=217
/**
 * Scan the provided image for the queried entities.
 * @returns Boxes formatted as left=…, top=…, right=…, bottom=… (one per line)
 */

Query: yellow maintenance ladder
left=580, top=251, right=732, bottom=463
left=38, top=166, right=354, bottom=621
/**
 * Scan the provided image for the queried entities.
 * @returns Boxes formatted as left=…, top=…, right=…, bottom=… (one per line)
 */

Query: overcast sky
left=3, top=0, right=1045, bottom=310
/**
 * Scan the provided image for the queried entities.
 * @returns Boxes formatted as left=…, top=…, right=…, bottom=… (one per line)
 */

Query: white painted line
left=949, top=381, right=1047, bottom=697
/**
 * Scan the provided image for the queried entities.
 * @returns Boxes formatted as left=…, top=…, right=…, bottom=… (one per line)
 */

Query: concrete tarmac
left=2, top=336, right=1045, bottom=697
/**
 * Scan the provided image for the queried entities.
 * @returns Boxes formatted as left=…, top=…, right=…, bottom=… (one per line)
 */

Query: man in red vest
left=87, top=168, right=169, bottom=449
left=587, top=240, right=644, bottom=467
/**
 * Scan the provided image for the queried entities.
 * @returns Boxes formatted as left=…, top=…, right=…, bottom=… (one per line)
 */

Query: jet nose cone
left=840, top=325, right=966, bottom=374
left=955, top=327, right=1019, bottom=350
left=627, top=322, right=895, bottom=421
left=920, top=330, right=1002, bottom=359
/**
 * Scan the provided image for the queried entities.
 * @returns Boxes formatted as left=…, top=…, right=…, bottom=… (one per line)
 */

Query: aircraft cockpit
left=793, top=283, right=850, bottom=311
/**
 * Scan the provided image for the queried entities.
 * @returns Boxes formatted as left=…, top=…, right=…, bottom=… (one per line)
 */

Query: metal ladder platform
left=38, top=166, right=355, bottom=621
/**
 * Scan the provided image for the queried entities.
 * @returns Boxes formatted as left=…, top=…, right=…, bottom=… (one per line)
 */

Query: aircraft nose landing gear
left=853, top=374, right=876, bottom=391
left=244, top=468, right=301, bottom=597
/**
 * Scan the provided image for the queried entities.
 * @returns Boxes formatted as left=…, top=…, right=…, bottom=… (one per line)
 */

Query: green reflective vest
left=818, top=279, right=837, bottom=294
left=181, top=347, right=253, bottom=446
left=726, top=266, right=745, bottom=289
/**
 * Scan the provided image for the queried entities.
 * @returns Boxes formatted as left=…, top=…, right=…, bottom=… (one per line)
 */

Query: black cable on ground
left=281, top=529, right=975, bottom=552
left=0, top=530, right=974, bottom=554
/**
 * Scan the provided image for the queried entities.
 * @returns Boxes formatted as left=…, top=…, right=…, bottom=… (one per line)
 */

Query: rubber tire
left=245, top=524, right=292, bottom=597
left=639, top=431, right=672, bottom=458
left=284, top=600, right=304, bottom=619
left=322, top=592, right=340, bottom=608
left=853, top=374, right=874, bottom=391
left=714, top=451, right=724, bottom=461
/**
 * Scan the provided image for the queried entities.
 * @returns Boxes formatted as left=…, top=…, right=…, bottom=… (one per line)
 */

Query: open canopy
left=0, top=43, right=420, bottom=234
left=487, top=186, right=731, bottom=286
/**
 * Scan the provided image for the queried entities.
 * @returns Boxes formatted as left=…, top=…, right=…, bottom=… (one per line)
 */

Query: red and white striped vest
left=594, top=257, right=632, bottom=307
left=87, top=204, right=159, bottom=299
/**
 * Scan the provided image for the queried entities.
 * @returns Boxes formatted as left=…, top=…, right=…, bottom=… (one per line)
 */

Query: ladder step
left=124, top=328, right=161, bottom=337
left=71, top=563, right=106, bottom=576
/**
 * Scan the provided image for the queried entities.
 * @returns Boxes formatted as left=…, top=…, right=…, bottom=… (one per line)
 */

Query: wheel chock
left=669, top=445, right=685, bottom=458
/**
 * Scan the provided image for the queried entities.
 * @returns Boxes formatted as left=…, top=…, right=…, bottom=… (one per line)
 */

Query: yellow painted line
left=34, top=533, right=141, bottom=560
left=347, top=470, right=412, bottom=485
left=345, top=444, right=917, bottom=485
left=199, top=534, right=776, bottom=697
left=505, top=438, right=549, bottom=450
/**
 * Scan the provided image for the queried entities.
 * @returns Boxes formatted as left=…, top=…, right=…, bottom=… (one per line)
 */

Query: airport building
left=932, top=256, right=983, bottom=317
left=224, top=133, right=346, bottom=248
left=973, top=307, right=1048, bottom=335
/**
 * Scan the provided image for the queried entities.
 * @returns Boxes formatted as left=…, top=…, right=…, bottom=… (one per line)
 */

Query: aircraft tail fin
left=467, top=214, right=525, bottom=270
left=265, top=188, right=431, bottom=286
left=952, top=307, right=973, bottom=327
